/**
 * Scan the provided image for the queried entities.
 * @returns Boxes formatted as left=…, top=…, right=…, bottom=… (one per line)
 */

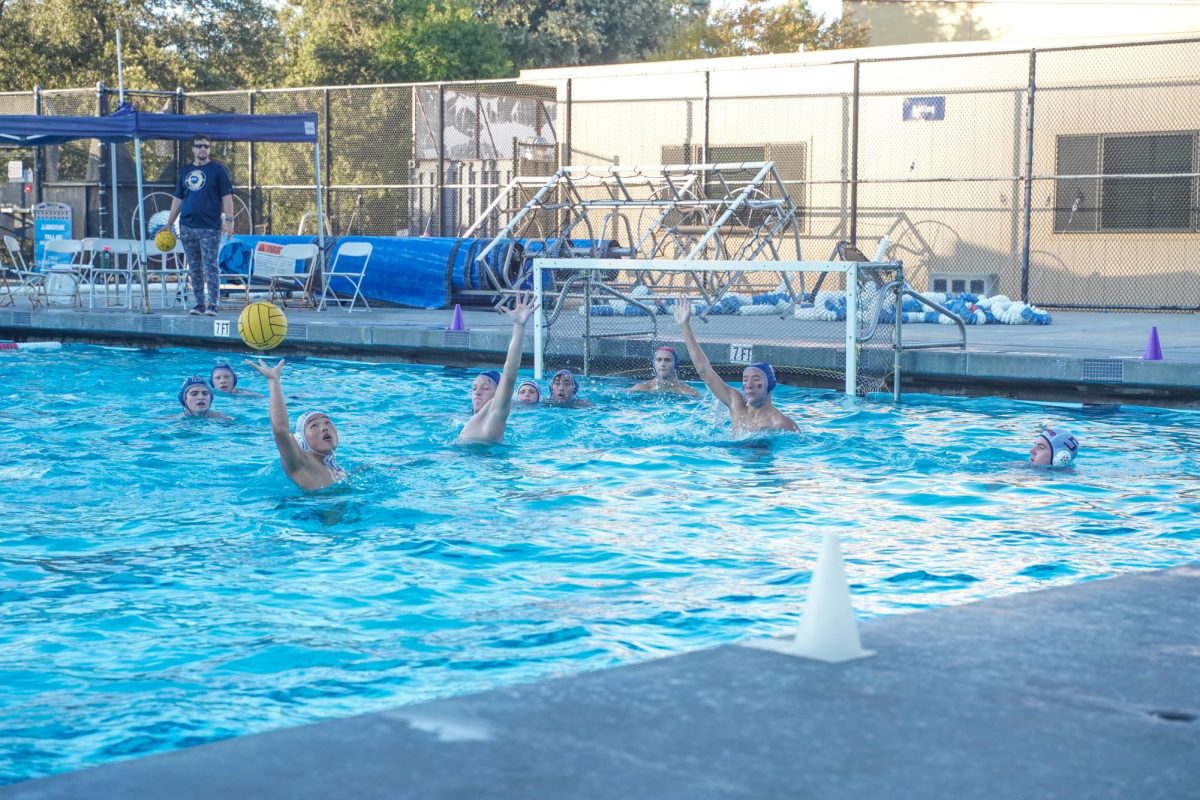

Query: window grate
left=444, top=330, right=471, bottom=350
left=1081, top=358, right=1124, bottom=383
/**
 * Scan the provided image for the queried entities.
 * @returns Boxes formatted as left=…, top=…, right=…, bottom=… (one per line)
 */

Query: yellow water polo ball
left=238, top=301, right=288, bottom=351
left=154, top=228, right=176, bottom=252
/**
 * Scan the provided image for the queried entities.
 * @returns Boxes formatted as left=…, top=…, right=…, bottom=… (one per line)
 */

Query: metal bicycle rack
left=462, top=161, right=807, bottom=314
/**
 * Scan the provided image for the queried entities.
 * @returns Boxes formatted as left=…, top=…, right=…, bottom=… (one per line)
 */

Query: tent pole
left=313, top=140, right=326, bottom=307
left=111, top=29, right=125, bottom=242
left=134, top=135, right=150, bottom=313
left=110, top=146, right=120, bottom=238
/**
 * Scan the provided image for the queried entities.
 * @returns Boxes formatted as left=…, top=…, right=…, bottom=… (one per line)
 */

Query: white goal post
left=530, top=258, right=901, bottom=397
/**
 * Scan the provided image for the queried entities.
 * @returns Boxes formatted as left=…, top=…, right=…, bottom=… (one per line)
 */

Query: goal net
left=529, top=258, right=903, bottom=397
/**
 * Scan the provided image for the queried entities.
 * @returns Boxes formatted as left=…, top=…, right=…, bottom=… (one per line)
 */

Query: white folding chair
left=272, top=243, right=320, bottom=308
left=318, top=241, right=373, bottom=312
left=38, top=239, right=84, bottom=308
left=242, top=242, right=320, bottom=308
left=0, top=235, right=35, bottom=308
left=80, top=238, right=138, bottom=309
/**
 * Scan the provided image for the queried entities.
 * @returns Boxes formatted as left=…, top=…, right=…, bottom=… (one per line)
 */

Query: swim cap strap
left=653, top=346, right=679, bottom=376
left=518, top=380, right=541, bottom=400
left=178, top=375, right=209, bottom=406
left=746, top=362, right=777, bottom=393
left=553, top=369, right=579, bottom=392
left=210, top=360, right=238, bottom=388
left=1041, top=428, right=1079, bottom=467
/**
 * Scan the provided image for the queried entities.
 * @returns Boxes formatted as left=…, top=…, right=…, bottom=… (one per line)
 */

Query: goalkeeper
left=673, top=294, right=798, bottom=435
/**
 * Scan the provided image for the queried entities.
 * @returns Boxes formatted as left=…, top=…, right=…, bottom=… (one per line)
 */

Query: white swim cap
left=1040, top=428, right=1079, bottom=467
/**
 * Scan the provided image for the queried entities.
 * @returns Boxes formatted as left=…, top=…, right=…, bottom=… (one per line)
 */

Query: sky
left=710, top=0, right=844, bottom=22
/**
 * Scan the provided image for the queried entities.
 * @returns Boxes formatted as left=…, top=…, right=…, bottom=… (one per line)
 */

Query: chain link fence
left=1, top=37, right=1196, bottom=309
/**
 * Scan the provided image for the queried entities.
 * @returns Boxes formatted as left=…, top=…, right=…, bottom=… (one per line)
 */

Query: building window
left=1055, top=132, right=1197, bottom=232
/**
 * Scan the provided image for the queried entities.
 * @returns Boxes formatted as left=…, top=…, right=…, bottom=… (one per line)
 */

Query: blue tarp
left=0, top=110, right=318, bottom=146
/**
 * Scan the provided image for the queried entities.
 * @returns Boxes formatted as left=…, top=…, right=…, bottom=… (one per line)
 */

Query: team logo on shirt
left=184, top=169, right=207, bottom=192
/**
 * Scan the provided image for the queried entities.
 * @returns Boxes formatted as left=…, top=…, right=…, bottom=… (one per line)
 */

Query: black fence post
left=176, top=87, right=185, bottom=187
left=1020, top=49, right=1037, bottom=304
left=849, top=60, right=860, bottom=248
left=324, top=87, right=333, bottom=235
left=437, top=83, right=446, bottom=237
left=703, top=71, right=710, bottom=166
left=33, top=85, right=43, bottom=207
left=565, top=78, right=572, bottom=167
left=97, top=82, right=108, bottom=238
left=248, top=90, right=256, bottom=233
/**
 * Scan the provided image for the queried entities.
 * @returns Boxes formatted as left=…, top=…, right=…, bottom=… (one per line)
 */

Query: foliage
left=377, top=3, right=513, bottom=82
left=0, top=0, right=285, bottom=92
left=281, top=0, right=513, bottom=87
left=0, top=0, right=871, bottom=110
left=477, top=0, right=702, bottom=70
left=652, top=0, right=871, bottom=60
left=278, top=0, right=392, bottom=87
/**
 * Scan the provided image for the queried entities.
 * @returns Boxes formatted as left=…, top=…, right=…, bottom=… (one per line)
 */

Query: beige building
left=845, top=0, right=1200, bottom=46
left=514, top=34, right=1200, bottom=308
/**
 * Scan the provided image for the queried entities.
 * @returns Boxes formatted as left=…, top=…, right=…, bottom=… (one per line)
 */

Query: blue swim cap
left=178, top=375, right=210, bottom=406
left=517, top=380, right=541, bottom=401
left=210, top=360, right=237, bottom=388
left=552, top=369, right=579, bottom=393
left=653, top=346, right=679, bottom=375
left=1040, top=427, right=1079, bottom=467
left=746, top=362, right=777, bottom=393
left=478, top=370, right=501, bottom=387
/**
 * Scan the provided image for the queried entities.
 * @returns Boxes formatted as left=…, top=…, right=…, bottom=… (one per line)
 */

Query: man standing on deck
left=165, top=134, right=235, bottom=316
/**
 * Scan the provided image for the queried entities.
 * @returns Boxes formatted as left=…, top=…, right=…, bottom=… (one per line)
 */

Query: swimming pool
left=2, top=344, right=1197, bottom=785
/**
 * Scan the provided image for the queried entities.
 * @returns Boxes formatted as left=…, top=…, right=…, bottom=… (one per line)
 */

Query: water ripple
left=1, top=347, right=1197, bottom=783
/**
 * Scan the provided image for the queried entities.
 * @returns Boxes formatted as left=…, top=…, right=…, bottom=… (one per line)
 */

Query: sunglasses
left=193, top=143, right=210, bottom=149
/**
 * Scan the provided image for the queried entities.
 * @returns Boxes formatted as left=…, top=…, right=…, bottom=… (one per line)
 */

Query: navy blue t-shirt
left=173, top=160, right=234, bottom=229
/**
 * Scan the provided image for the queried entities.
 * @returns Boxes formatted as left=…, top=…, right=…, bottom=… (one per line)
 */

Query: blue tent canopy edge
left=0, top=111, right=319, bottom=146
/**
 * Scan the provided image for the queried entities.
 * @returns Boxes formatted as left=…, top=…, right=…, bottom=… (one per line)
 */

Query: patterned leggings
left=180, top=226, right=221, bottom=308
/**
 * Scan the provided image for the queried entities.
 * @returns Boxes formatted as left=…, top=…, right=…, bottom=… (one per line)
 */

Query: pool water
left=1, top=345, right=1197, bottom=784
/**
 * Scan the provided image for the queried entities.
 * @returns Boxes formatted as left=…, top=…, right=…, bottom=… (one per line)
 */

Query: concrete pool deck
left=2, top=295, right=1199, bottom=406
left=5, top=564, right=1197, bottom=798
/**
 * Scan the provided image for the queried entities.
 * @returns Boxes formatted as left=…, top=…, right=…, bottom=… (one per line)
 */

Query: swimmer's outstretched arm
left=459, top=291, right=535, bottom=443
left=673, top=293, right=738, bottom=407
left=245, top=358, right=308, bottom=476
left=494, top=291, right=535, bottom=407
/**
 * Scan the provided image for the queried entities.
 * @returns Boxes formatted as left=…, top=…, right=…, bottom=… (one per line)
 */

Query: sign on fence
left=903, top=96, right=945, bottom=121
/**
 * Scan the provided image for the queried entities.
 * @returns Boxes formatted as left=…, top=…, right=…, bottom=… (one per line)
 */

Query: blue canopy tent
left=0, top=108, right=323, bottom=311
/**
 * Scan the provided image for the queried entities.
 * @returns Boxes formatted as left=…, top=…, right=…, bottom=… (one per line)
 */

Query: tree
left=281, top=0, right=513, bottom=86
left=279, top=0, right=392, bottom=87
left=652, top=0, right=870, bottom=61
left=377, top=3, right=513, bottom=82
left=0, top=0, right=285, bottom=92
left=477, top=0, right=700, bottom=70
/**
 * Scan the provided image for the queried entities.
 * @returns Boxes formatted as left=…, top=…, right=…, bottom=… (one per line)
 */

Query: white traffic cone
left=748, top=532, right=874, bottom=663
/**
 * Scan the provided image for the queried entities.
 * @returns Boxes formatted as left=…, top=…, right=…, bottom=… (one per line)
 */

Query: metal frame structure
left=464, top=161, right=806, bottom=309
